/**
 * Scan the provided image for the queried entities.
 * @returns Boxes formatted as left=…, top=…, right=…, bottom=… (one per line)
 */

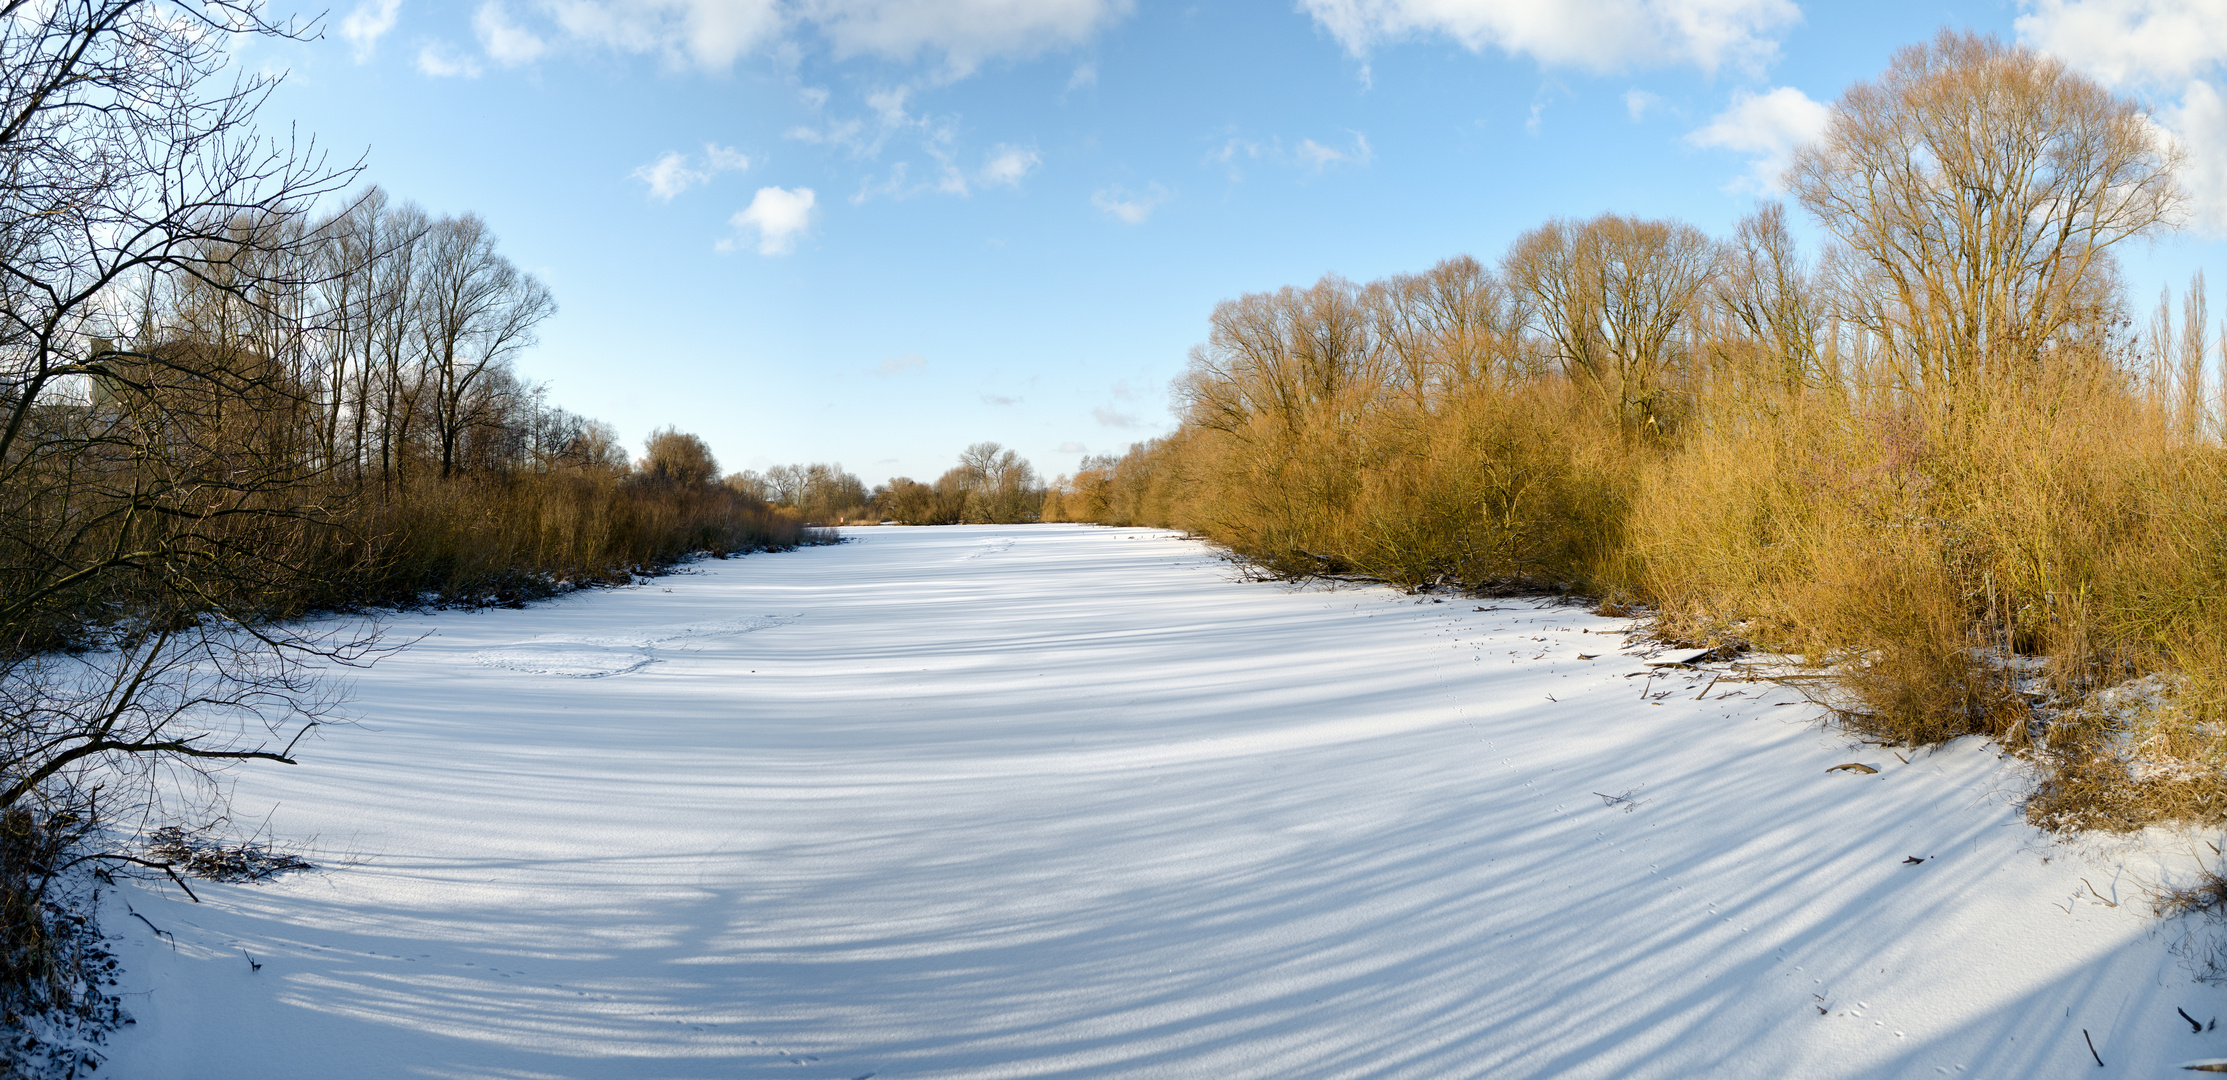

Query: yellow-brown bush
left=1079, top=278, right=2227, bottom=830
left=1062, top=32, right=2227, bottom=831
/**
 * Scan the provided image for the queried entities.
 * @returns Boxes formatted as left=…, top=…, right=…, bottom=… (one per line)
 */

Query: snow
left=96, top=524, right=2224, bottom=1078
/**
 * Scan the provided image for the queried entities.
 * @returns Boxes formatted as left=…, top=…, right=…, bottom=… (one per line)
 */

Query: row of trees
left=1059, top=30, right=2225, bottom=831
left=876, top=442, right=1045, bottom=524
left=0, top=1, right=808, bottom=1047
left=729, top=462, right=871, bottom=522
left=728, top=444, right=1051, bottom=526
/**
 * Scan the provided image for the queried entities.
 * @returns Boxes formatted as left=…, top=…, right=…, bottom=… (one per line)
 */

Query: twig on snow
left=127, top=907, right=173, bottom=949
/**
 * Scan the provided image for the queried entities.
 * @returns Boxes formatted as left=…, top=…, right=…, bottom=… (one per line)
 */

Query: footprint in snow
left=471, top=643, right=654, bottom=678
left=468, top=616, right=788, bottom=677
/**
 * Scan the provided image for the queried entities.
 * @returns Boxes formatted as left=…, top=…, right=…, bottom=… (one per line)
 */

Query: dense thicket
left=0, top=2, right=804, bottom=1048
left=1054, top=31, right=2219, bottom=831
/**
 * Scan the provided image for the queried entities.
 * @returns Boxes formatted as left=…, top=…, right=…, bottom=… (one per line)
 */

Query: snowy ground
left=97, top=524, right=2226, bottom=1078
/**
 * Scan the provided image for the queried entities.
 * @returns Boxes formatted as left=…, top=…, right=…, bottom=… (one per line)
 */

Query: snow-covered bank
left=101, top=524, right=2220, bottom=1078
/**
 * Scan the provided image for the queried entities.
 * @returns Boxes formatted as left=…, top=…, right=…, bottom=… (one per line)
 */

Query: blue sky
left=250, top=0, right=2227, bottom=486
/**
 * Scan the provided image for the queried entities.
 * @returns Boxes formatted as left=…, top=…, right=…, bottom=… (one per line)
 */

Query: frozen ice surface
left=99, top=525, right=2224, bottom=1078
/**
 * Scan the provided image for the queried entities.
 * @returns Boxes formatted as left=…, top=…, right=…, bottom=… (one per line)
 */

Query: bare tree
left=763, top=464, right=806, bottom=504
left=795, top=463, right=866, bottom=521
left=2178, top=271, right=2209, bottom=441
left=1372, top=255, right=1525, bottom=409
left=724, top=469, right=773, bottom=501
left=639, top=426, right=718, bottom=486
left=956, top=442, right=1042, bottom=523
left=415, top=213, right=555, bottom=480
left=0, top=4, right=377, bottom=1017
left=1503, top=214, right=1717, bottom=427
left=1787, top=29, right=2180, bottom=387
left=874, top=476, right=957, bottom=524
left=1712, top=202, right=1823, bottom=392
left=1178, top=275, right=1387, bottom=438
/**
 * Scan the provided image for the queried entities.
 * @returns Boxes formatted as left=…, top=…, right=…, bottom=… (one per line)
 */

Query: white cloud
left=1091, top=182, right=1169, bottom=224
left=1211, top=133, right=1370, bottom=179
left=342, top=0, right=401, bottom=61
left=1092, top=405, right=1140, bottom=427
left=981, top=393, right=1021, bottom=406
left=786, top=117, right=867, bottom=149
left=797, top=88, right=996, bottom=201
left=876, top=353, right=926, bottom=376
left=417, top=42, right=483, bottom=77
left=1294, top=139, right=1342, bottom=168
left=1624, top=88, right=1664, bottom=121
left=790, top=85, right=948, bottom=164
left=475, top=1, right=548, bottom=65
left=632, top=144, right=751, bottom=200
left=2016, top=1, right=2227, bottom=233
left=1295, top=132, right=1373, bottom=170
left=801, top=0, right=1133, bottom=76
left=528, top=0, right=1127, bottom=75
left=1058, top=441, right=1086, bottom=453
left=981, top=145, right=1040, bottom=186
left=2016, top=0, right=2227, bottom=87
left=726, top=186, right=818, bottom=255
left=543, top=0, right=784, bottom=70
left=1685, top=85, right=1829, bottom=192
left=1068, top=62, right=1098, bottom=90
left=851, top=162, right=913, bottom=203
left=2165, top=78, right=2227, bottom=232
left=865, top=85, right=912, bottom=125
left=705, top=143, right=752, bottom=171
left=633, top=152, right=702, bottom=200
left=1299, top=0, right=1801, bottom=75
left=1211, top=137, right=1264, bottom=180
left=851, top=153, right=971, bottom=202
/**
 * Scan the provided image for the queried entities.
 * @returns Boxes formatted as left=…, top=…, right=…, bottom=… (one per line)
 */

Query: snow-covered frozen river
left=108, top=524, right=2217, bottom=1077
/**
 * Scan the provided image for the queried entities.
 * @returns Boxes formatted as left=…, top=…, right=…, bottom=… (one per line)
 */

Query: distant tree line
left=728, top=461, right=871, bottom=523
left=872, top=442, right=1046, bottom=524
left=732, top=442, right=1051, bottom=526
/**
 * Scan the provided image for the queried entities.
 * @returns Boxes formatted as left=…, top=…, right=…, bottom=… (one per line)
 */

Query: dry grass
left=0, top=808, right=122, bottom=1071
left=144, top=825, right=313, bottom=883
left=347, top=471, right=818, bottom=609
left=1065, top=265, right=2227, bottom=834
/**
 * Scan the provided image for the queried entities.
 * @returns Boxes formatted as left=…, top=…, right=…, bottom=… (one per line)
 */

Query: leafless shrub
left=145, top=825, right=312, bottom=883
left=1061, top=30, right=2226, bottom=839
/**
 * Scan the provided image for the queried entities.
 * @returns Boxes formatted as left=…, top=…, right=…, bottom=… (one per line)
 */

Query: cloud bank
left=2017, top=0, right=2227, bottom=232
left=1297, top=0, right=1801, bottom=75
left=434, top=0, right=1130, bottom=75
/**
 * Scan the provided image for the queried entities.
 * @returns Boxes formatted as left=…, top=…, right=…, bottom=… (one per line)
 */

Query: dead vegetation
left=1054, top=31, right=2227, bottom=835
left=144, top=826, right=313, bottom=884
